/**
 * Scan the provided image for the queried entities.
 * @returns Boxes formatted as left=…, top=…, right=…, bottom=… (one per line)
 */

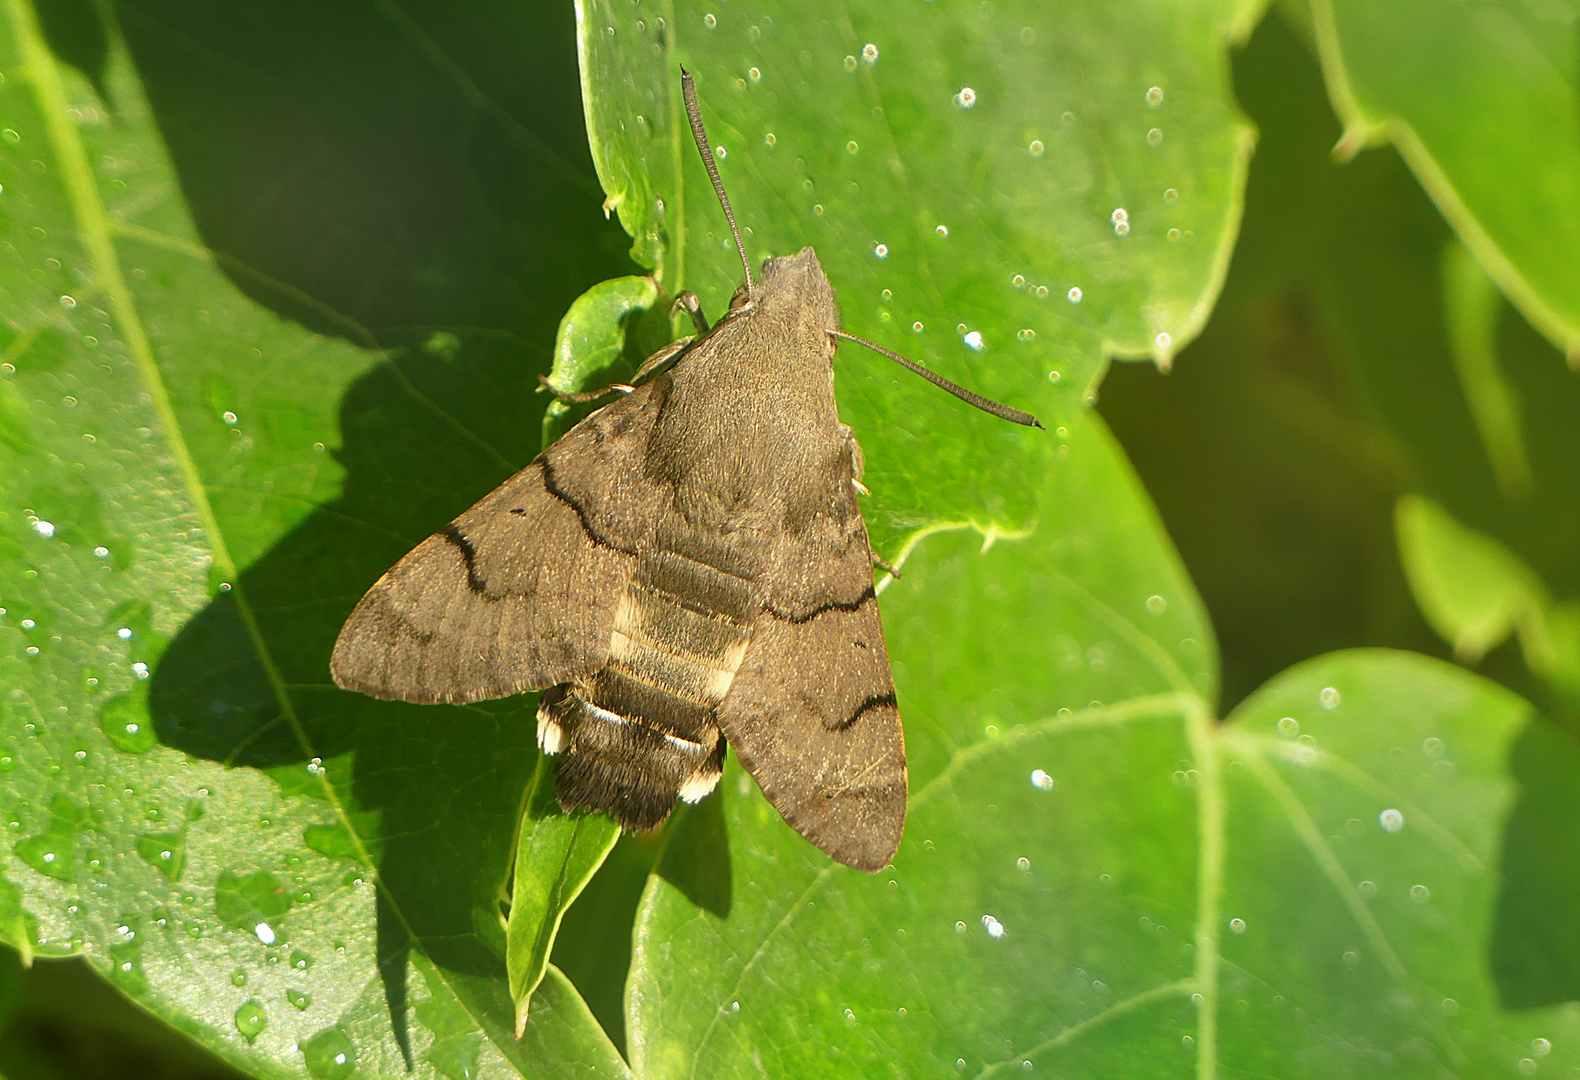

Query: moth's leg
left=536, top=375, right=635, bottom=404
left=871, top=549, right=901, bottom=579
left=839, top=424, right=868, bottom=493
left=630, top=335, right=695, bottom=384
left=671, top=291, right=710, bottom=335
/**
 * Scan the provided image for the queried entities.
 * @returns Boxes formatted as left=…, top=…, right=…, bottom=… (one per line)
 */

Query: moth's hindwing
left=329, top=380, right=665, bottom=704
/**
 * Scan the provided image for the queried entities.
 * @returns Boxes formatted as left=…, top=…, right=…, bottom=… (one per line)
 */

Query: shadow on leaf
left=121, top=0, right=641, bottom=1047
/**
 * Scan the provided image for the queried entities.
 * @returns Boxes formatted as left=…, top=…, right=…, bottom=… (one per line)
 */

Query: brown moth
left=331, top=69, right=1038, bottom=872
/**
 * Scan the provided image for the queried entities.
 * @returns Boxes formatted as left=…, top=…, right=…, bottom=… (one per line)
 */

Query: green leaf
left=506, top=758, right=620, bottom=1037
left=1310, top=0, right=1580, bottom=364
left=629, top=416, right=1580, bottom=1076
left=542, top=274, right=661, bottom=448
left=1441, top=239, right=1533, bottom=503
left=0, top=2, right=630, bottom=1075
left=1395, top=494, right=1550, bottom=666
left=577, top=0, right=1260, bottom=554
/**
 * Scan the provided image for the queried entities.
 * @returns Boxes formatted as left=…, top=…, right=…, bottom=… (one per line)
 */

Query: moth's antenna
left=680, top=66, right=755, bottom=295
left=830, top=330, right=1044, bottom=429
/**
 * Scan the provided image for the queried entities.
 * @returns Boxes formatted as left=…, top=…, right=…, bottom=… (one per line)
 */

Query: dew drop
left=1146, top=86, right=1164, bottom=106
left=1028, top=139, right=1044, bottom=158
left=862, top=43, right=878, bottom=64
left=843, top=55, right=857, bottom=72
left=1155, top=332, right=1172, bottom=351
left=118, top=627, right=132, bottom=639
left=1146, top=595, right=1167, bottom=615
left=1147, top=128, right=1163, bottom=146
left=1047, top=370, right=1061, bottom=384
left=963, top=331, right=984, bottom=351
left=748, top=67, right=761, bottom=82
left=1067, top=286, right=1082, bottom=304
left=288, top=988, right=312, bottom=1011
left=1228, top=917, right=1246, bottom=934
left=873, top=243, right=888, bottom=259
left=935, top=224, right=948, bottom=238
left=234, top=1000, right=267, bottom=1042
left=1277, top=717, right=1299, bottom=737
left=1168, top=228, right=1182, bottom=242
left=911, top=321, right=924, bottom=334
left=1422, top=737, right=1445, bottom=759
left=1379, top=808, right=1404, bottom=833
left=955, top=921, right=967, bottom=933
left=1016, top=329, right=1035, bottom=343
left=1441, top=997, right=1459, bottom=1015
left=1533, top=1038, right=1551, bottom=1056
left=1319, top=686, right=1341, bottom=709
left=60, top=295, right=76, bottom=310
left=954, top=87, right=977, bottom=109
left=1409, top=884, right=1430, bottom=904
left=32, top=520, right=55, bottom=538
left=1518, top=1059, right=1536, bottom=1076
left=301, top=1028, right=357, bottom=1080
left=763, top=132, right=776, bottom=147
left=1012, top=274, right=1026, bottom=289
left=222, top=411, right=238, bottom=426
left=1164, top=187, right=1179, bottom=203
left=1034, top=285, right=1049, bottom=299
left=255, top=922, right=277, bottom=945
left=703, top=12, right=716, bottom=28
left=94, top=546, right=109, bottom=558
left=981, top=915, right=1005, bottom=938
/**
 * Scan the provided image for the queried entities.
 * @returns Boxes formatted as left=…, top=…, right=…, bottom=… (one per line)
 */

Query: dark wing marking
left=717, top=488, right=906, bottom=873
left=331, top=381, right=667, bottom=704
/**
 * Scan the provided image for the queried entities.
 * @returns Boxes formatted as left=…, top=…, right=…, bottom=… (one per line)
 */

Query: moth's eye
left=728, top=284, right=752, bottom=312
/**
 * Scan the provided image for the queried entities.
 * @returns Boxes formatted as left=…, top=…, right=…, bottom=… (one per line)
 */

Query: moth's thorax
left=646, top=245, right=847, bottom=526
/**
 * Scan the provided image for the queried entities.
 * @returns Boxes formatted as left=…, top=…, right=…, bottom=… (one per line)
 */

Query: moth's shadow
left=94, top=0, right=666, bottom=1055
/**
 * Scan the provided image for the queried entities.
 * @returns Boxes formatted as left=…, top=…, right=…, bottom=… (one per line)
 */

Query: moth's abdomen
left=538, top=541, right=757, bottom=831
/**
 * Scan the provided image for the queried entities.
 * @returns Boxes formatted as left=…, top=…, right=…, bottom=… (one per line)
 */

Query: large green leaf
left=579, top=0, right=1260, bottom=554
left=629, top=417, right=1580, bottom=1076
left=0, top=1, right=631, bottom=1075
left=1101, top=9, right=1580, bottom=1036
left=1308, top=0, right=1580, bottom=365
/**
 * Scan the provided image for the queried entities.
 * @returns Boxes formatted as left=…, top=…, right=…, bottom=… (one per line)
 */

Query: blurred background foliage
left=3, top=0, right=1578, bottom=1075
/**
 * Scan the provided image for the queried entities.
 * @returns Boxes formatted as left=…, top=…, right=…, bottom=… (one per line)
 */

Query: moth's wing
left=331, top=381, right=666, bottom=704
left=716, top=492, right=906, bottom=873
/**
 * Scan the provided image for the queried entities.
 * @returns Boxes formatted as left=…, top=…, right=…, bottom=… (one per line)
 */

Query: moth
left=331, top=69, right=1039, bottom=872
